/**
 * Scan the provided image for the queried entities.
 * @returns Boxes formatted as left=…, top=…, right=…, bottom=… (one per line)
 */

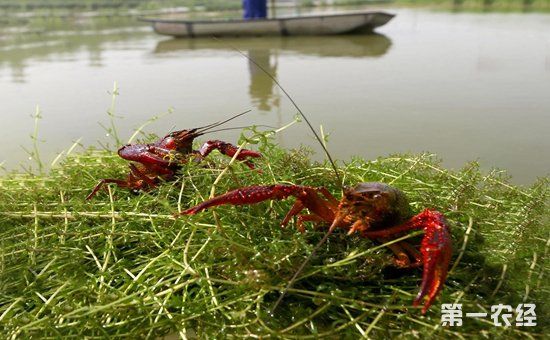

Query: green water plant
left=0, top=127, right=548, bottom=337
left=20, top=106, right=45, bottom=175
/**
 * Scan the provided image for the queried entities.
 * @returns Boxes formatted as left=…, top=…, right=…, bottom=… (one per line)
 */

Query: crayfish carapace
left=180, top=182, right=452, bottom=314
left=86, top=111, right=262, bottom=200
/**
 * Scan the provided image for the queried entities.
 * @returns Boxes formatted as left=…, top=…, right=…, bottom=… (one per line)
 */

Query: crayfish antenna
left=217, top=38, right=342, bottom=189
left=205, top=125, right=277, bottom=134
left=219, top=40, right=346, bottom=314
left=195, top=109, right=252, bottom=134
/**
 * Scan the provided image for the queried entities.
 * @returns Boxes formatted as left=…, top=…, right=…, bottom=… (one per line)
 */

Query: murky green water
left=1, top=8, right=549, bottom=184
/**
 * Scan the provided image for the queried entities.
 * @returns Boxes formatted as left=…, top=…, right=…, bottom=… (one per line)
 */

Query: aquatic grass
left=99, top=81, right=123, bottom=148
left=0, top=132, right=548, bottom=337
left=20, top=106, right=45, bottom=175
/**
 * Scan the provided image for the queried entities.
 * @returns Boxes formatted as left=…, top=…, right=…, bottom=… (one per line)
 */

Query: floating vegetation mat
left=0, top=139, right=548, bottom=338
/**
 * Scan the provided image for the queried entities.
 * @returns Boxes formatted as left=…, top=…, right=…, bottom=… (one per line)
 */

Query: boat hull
left=143, top=12, right=394, bottom=38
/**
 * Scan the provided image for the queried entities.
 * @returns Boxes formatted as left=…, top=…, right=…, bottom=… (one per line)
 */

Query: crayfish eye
left=362, top=191, right=381, bottom=200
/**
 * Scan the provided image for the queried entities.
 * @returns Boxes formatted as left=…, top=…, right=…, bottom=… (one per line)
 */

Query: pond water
left=1, top=8, right=549, bottom=184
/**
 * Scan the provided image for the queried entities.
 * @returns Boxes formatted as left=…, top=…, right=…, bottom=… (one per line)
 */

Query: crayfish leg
left=399, top=241, right=422, bottom=267
left=381, top=238, right=413, bottom=268
left=128, top=163, right=158, bottom=188
left=281, top=200, right=305, bottom=228
left=296, top=214, right=326, bottom=233
left=86, top=178, right=131, bottom=200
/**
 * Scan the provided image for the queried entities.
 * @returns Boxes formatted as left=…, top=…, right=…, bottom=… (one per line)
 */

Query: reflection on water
left=153, top=34, right=392, bottom=58
left=247, top=49, right=277, bottom=111
left=154, top=34, right=392, bottom=111
left=0, top=27, right=150, bottom=82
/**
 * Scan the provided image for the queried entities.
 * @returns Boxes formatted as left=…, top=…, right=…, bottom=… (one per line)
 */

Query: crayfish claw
left=178, top=185, right=304, bottom=217
left=413, top=210, right=452, bottom=314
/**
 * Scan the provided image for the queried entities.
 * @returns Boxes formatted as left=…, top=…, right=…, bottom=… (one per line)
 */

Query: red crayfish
left=179, top=51, right=452, bottom=314
left=172, top=50, right=452, bottom=314
left=180, top=182, right=452, bottom=314
left=86, top=111, right=262, bottom=200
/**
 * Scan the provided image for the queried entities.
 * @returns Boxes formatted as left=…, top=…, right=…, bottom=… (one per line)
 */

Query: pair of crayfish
left=88, top=114, right=452, bottom=315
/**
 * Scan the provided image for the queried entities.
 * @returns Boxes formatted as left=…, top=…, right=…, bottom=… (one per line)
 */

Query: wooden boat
left=141, top=11, right=394, bottom=38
